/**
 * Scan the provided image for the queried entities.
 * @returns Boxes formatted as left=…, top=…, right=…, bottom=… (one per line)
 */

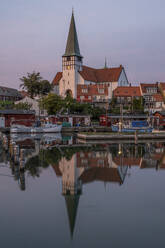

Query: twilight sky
left=0, top=0, right=165, bottom=89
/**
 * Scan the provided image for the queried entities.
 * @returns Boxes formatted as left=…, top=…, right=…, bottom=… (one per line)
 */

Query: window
left=80, top=152, right=84, bottom=158
left=82, top=88, right=88, bottom=93
left=67, top=57, right=71, bottom=61
left=80, top=96, right=84, bottom=100
left=88, top=96, right=91, bottom=100
left=98, top=89, right=104, bottom=94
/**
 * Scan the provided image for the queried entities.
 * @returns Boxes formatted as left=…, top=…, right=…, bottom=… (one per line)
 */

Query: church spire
left=65, top=195, right=80, bottom=238
left=104, top=57, right=108, bottom=69
left=63, top=11, right=82, bottom=58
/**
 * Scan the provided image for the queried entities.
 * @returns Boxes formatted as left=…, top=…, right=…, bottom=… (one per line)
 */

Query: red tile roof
left=79, top=167, right=123, bottom=184
left=159, top=82, right=165, bottom=90
left=52, top=72, right=63, bottom=85
left=140, top=83, right=158, bottom=94
left=113, top=86, right=141, bottom=97
left=77, top=84, right=108, bottom=96
left=52, top=65, right=123, bottom=86
left=153, top=94, right=163, bottom=102
left=19, top=90, right=28, bottom=98
left=79, top=65, right=123, bottom=83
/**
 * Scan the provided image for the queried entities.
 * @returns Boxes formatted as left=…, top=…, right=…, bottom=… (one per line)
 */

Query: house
left=152, top=94, right=165, bottom=112
left=48, top=114, right=91, bottom=127
left=158, top=82, right=165, bottom=100
left=52, top=12, right=129, bottom=103
left=15, top=96, right=47, bottom=117
left=140, top=83, right=159, bottom=113
left=113, top=86, right=142, bottom=105
left=0, top=86, right=22, bottom=102
left=77, top=84, right=110, bottom=108
left=0, top=109, right=35, bottom=128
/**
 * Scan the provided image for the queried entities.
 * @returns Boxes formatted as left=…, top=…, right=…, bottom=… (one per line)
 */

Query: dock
left=77, top=131, right=165, bottom=142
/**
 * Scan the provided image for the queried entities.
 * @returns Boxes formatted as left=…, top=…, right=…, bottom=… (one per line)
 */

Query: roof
left=52, top=72, right=63, bottom=86
left=52, top=65, right=123, bottom=86
left=140, top=83, right=158, bottom=93
left=0, top=109, right=35, bottom=115
left=79, top=65, right=123, bottom=83
left=77, top=84, right=108, bottom=96
left=80, top=167, right=123, bottom=184
left=63, top=12, right=82, bottom=58
left=113, top=86, right=141, bottom=97
left=153, top=94, right=164, bottom=102
left=0, top=86, right=21, bottom=98
left=159, top=82, right=165, bottom=90
left=19, top=90, right=28, bottom=98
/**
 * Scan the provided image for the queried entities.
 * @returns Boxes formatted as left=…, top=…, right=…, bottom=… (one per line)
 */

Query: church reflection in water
left=1, top=134, right=165, bottom=236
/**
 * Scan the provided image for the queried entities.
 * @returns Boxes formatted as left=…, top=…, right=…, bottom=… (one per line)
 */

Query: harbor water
left=0, top=133, right=165, bottom=248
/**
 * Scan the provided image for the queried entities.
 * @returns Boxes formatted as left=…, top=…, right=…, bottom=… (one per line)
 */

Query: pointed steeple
left=63, top=11, right=82, bottom=58
left=65, top=195, right=80, bottom=238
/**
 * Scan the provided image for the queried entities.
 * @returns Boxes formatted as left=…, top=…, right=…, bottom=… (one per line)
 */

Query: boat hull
left=111, top=125, right=153, bottom=133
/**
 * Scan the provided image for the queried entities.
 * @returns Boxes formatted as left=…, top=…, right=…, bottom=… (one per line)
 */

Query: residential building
left=0, top=86, right=22, bottom=102
left=140, top=83, right=159, bottom=113
left=15, top=96, right=47, bottom=117
left=52, top=12, right=129, bottom=103
left=113, top=86, right=142, bottom=104
left=0, top=109, right=35, bottom=128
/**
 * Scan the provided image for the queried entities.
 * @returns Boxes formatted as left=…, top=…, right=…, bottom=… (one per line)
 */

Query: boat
left=10, top=124, right=32, bottom=133
left=11, top=122, right=62, bottom=134
left=31, top=123, right=62, bottom=133
left=111, top=120, right=153, bottom=133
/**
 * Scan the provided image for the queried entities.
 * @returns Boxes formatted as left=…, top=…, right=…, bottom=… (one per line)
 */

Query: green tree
left=0, top=100, right=14, bottom=110
left=132, top=97, right=144, bottom=113
left=20, top=72, right=51, bottom=98
left=40, top=80, right=52, bottom=95
left=41, top=93, right=65, bottom=115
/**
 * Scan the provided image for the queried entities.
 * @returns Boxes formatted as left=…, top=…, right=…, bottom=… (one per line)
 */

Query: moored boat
left=111, top=120, right=153, bottom=133
left=31, top=123, right=62, bottom=133
left=10, top=124, right=32, bottom=133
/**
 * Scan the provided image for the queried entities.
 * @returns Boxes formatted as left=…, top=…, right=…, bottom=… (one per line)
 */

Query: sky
left=0, top=0, right=165, bottom=89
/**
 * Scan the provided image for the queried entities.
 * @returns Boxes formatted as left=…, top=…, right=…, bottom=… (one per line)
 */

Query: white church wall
left=59, top=69, right=77, bottom=98
left=108, top=82, right=118, bottom=99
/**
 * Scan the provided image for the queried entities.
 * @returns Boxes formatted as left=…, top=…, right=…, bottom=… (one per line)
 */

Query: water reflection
left=1, top=134, right=165, bottom=239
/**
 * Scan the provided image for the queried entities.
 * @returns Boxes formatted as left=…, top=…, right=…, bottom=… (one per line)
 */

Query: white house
left=15, top=96, right=47, bottom=117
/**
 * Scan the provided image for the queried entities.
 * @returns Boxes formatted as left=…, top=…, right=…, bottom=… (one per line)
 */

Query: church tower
left=60, top=11, right=83, bottom=98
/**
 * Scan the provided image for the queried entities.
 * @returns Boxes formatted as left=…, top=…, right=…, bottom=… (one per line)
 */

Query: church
left=52, top=12, right=129, bottom=102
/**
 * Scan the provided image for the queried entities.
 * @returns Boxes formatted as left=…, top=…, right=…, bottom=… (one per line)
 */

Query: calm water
left=0, top=133, right=165, bottom=248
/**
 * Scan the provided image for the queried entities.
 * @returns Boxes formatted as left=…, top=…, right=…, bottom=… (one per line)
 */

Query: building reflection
left=52, top=149, right=128, bottom=237
left=2, top=134, right=165, bottom=236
